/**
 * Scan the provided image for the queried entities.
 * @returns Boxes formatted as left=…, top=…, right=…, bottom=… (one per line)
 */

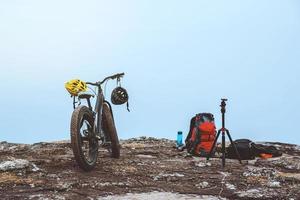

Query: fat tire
left=71, top=106, right=98, bottom=171
left=102, top=103, right=120, bottom=158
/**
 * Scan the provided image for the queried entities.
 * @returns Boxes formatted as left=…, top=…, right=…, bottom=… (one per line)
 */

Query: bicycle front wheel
left=101, top=103, right=120, bottom=158
left=70, top=106, right=98, bottom=171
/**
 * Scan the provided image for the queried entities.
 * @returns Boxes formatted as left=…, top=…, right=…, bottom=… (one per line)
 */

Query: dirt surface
left=0, top=137, right=300, bottom=200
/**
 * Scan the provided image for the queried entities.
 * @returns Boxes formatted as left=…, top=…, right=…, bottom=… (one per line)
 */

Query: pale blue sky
left=0, top=1, right=299, bottom=144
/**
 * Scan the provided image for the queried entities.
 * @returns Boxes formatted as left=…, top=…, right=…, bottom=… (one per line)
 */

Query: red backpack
left=185, top=113, right=216, bottom=156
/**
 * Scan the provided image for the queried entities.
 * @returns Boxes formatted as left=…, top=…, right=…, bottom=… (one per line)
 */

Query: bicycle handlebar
left=86, top=72, right=125, bottom=86
left=100, top=72, right=124, bottom=84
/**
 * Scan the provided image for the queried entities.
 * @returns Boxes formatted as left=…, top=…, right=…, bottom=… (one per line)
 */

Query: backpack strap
left=190, top=114, right=202, bottom=155
left=185, top=116, right=196, bottom=144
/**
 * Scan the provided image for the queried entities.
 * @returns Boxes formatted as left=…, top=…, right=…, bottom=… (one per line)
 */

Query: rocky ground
left=0, top=137, right=300, bottom=200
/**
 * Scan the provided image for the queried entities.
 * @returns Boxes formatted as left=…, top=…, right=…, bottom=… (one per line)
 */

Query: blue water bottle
left=177, top=131, right=183, bottom=147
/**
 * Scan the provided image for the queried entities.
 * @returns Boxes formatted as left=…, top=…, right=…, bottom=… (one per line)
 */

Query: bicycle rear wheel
left=70, top=106, right=98, bottom=171
left=101, top=103, right=120, bottom=158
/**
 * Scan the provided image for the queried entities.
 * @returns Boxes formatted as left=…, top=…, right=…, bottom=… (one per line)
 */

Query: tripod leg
left=207, top=130, right=221, bottom=161
left=226, top=130, right=242, bottom=164
left=222, top=131, right=225, bottom=168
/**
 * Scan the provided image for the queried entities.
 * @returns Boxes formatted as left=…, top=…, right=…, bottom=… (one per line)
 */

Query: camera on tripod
left=220, top=98, right=227, bottom=114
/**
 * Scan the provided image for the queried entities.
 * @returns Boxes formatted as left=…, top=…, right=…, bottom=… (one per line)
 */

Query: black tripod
left=207, top=99, right=242, bottom=168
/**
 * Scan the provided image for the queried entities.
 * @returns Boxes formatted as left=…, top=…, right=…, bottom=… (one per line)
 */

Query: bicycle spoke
left=89, top=145, right=98, bottom=154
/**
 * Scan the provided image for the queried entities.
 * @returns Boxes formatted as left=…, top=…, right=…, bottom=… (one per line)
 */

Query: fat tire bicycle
left=69, top=73, right=124, bottom=171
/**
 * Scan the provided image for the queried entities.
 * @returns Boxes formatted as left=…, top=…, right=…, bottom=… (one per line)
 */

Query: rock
left=0, top=159, right=30, bottom=171
left=225, top=183, right=236, bottom=190
left=271, top=156, right=300, bottom=170
left=31, top=163, right=41, bottom=172
left=98, top=192, right=222, bottom=200
left=29, top=194, right=66, bottom=200
left=267, top=181, right=281, bottom=188
left=236, top=189, right=264, bottom=198
left=0, top=141, right=9, bottom=151
left=153, top=172, right=185, bottom=181
left=219, top=171, right=231, bottom=182
left=278, top=172, right=300, bottom=182
left=196, top=181, right=209, bottom=189
left=293, top=145, right=300, bottom=152
left=195, top=161, right=212, bottom=167
left=30, top=142, right=48, bottom=150
left=0, top=142, right=29, bottom=152
left=0, top=139, right=300, bottom=199
left=236, top=188, right=280, bottom=199
left=96, top=182, right=129, bottom=187
left=57, top=182, right=74, bottom=190
left=136, top=154, right=156, bottom=159
left=243, top=166, right=277, bottom=178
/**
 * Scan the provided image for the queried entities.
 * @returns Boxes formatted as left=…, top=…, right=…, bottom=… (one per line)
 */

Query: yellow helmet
left=65, top=79, right=87, bottom=96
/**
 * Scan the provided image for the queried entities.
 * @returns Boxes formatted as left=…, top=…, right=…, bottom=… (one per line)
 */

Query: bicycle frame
left=73, top=84, right=105, bottom=138
left=94, top=85, right=104, bottom=137
left=73, top=73, right=124, bottom=140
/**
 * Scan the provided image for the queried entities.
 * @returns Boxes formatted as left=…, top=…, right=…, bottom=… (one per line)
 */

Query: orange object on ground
left=260, top=153, right=273, bottom=159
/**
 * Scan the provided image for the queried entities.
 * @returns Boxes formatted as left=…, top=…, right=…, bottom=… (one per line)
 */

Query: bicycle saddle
left=78, top=91, right=94, bottom=99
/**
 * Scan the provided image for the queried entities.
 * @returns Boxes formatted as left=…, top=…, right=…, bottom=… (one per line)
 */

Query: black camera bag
left=226, top=139, right=255, bottom=160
